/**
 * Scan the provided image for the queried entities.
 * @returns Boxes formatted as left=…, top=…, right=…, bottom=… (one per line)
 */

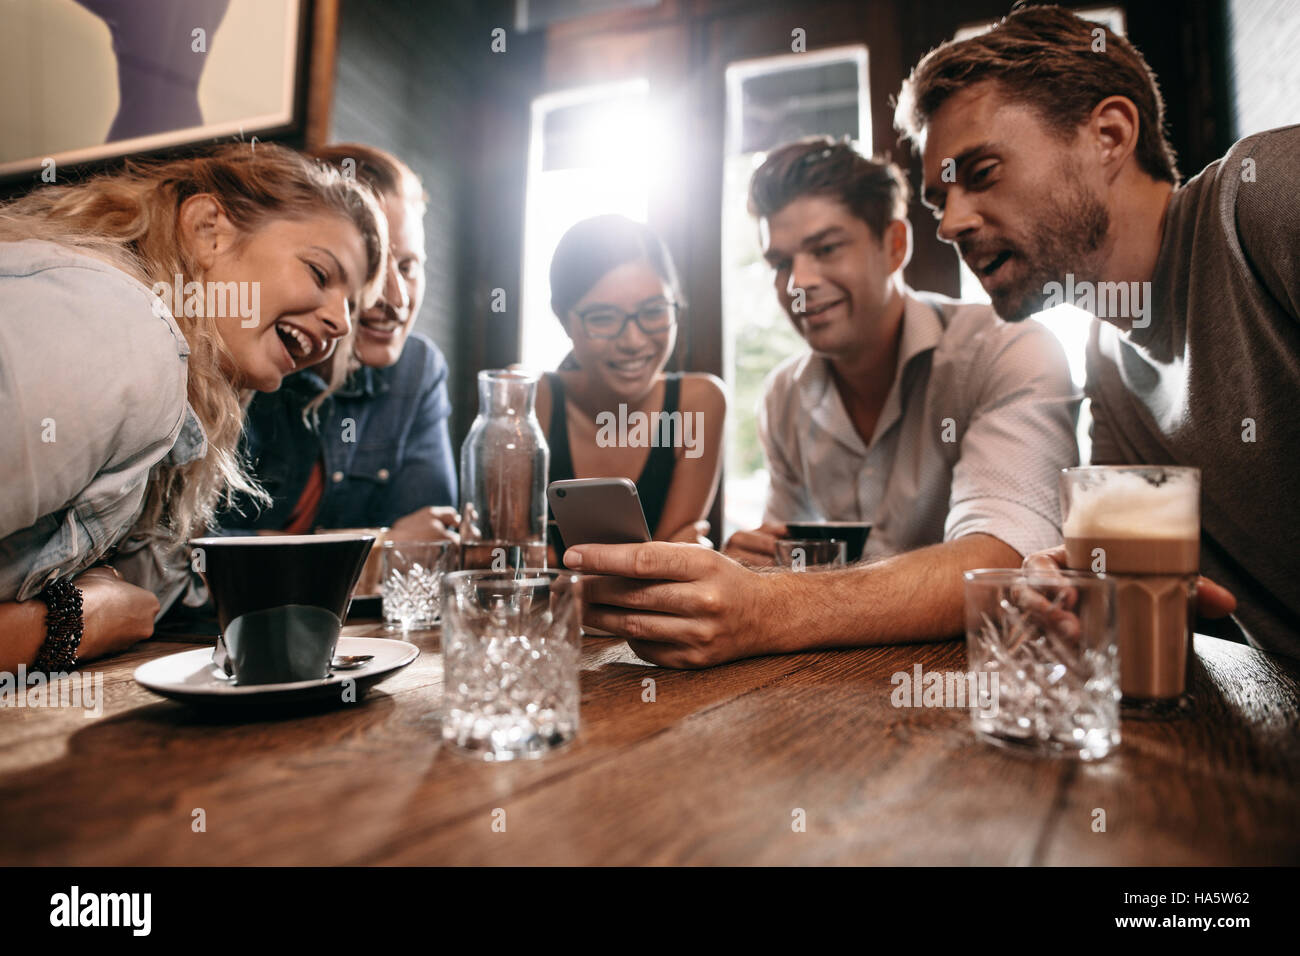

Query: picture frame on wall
left=0, top=0, right=336, bottom=184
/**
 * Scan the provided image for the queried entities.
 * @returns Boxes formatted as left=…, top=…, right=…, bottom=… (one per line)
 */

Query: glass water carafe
left=458, top=370, right=549, bottom=569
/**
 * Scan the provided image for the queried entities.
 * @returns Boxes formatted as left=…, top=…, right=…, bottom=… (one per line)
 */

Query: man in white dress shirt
left=562, top=139, right=1080, bottom=668
left=726, top=139, right=1078, bottom=565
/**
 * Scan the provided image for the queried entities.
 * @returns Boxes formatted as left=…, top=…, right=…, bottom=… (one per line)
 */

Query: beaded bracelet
left=33, top=578, right=84, bottom=673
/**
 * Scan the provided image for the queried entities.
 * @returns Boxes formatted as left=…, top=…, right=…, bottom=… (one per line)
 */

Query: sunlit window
left=520, top=80, right=667, bottom=371
left=721, top=46, right=870, bottom=537
left=1227, top=0, right=1300, bottom=137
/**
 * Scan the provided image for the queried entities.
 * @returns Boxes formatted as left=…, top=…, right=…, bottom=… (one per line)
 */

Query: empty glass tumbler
left=381, top=540, right=453, bottom=630
left=964, top=569, right=1120, bottom=761
left=440, top=569, right=582, bottom=761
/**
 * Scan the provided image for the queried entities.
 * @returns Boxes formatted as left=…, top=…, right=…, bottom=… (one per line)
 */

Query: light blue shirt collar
left=164, top=404, right=208, bottom=466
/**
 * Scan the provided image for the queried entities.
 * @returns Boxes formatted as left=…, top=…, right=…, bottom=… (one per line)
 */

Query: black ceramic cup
left=189, top=534, right=374, bottom=685
left=784, top=521, right=872, bottom=562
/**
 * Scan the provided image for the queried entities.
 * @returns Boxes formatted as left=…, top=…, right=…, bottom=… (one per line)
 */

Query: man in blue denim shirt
left=222, top=330, right=456, bottom=532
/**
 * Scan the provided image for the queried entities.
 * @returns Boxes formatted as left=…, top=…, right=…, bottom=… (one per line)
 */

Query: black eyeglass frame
left=572, top=300, right=681, bottom=340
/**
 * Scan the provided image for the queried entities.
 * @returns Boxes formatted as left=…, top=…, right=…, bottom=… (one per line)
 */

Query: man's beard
left=992, top=182, right=1110, bottom=322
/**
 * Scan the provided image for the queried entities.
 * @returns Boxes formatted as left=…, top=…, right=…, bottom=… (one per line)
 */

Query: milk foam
left=1063, top=471, right=1198, bottom=539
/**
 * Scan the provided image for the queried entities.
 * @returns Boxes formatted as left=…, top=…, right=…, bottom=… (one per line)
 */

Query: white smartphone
left=547, top=477, right=651, bottom=561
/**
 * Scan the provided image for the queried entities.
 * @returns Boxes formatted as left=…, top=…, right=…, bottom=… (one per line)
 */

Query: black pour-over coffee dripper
left=190, top=534, right=374, bottom=685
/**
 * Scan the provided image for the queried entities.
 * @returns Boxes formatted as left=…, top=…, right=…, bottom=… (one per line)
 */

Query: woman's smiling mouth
left=273, top=319, right=324, bottom=367
left=608, top=355, right=655, bottom=376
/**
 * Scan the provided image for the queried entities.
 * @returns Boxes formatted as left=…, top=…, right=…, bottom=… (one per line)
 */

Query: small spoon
left=331, top=654, right=375, bottom=670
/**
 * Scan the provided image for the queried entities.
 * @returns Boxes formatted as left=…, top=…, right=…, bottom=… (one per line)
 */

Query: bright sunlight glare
left=520, top=80, right=676, bottom=373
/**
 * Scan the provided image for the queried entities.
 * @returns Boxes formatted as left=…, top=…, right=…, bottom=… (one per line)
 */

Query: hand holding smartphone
left=547, top=478, right=651, bottom=638
left=547, top=478, right=651, bottom=564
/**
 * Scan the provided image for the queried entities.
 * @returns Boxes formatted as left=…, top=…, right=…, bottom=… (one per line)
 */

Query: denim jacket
left=0, top=240, right=206, bottom=604
left=218, top=332, right=457, bottom=532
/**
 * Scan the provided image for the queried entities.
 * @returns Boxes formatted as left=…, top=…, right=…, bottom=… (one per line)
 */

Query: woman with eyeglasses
left=538, top=215, right=726, bottom=548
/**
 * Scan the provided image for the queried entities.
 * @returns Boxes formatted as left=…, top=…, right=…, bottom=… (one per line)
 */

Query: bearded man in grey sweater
left=896, top=5, right=1299, bottom=658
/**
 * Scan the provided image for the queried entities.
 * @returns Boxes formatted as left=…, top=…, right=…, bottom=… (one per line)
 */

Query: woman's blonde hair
left=0, top=141, right=388, bottom=546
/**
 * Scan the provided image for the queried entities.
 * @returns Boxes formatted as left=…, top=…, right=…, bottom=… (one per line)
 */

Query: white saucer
left=134, top=637, right=419, bottom=709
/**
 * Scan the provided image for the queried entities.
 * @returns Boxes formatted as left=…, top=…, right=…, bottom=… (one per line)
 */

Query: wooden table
left=1, top=628, right=1297, bottom=865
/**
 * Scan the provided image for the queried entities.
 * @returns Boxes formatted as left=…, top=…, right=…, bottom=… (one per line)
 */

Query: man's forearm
left=762, top=533, right=1022, bottom=652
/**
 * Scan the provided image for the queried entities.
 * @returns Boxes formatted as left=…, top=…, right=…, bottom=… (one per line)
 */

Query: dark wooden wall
left=329, top=0, right=532, bottom=448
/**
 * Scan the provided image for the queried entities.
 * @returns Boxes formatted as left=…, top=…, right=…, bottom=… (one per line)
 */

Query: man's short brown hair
left=310, top=142, right=429, bottom=212
left=894, top=4, right=1179, bottom=185
left=747, top=137, right=911, bottom=239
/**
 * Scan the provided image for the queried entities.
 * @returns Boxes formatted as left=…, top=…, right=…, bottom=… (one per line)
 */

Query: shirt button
left=377, top=468, right=390, bottom=481
left=332, top=471, right=344, bottom=483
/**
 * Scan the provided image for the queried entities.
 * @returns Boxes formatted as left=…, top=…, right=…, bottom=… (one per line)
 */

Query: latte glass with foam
left=1060, top=466, right=1200, bottom=717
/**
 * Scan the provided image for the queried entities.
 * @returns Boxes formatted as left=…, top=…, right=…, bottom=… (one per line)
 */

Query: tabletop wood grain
left=1, top=627, right=1296, bottom=865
